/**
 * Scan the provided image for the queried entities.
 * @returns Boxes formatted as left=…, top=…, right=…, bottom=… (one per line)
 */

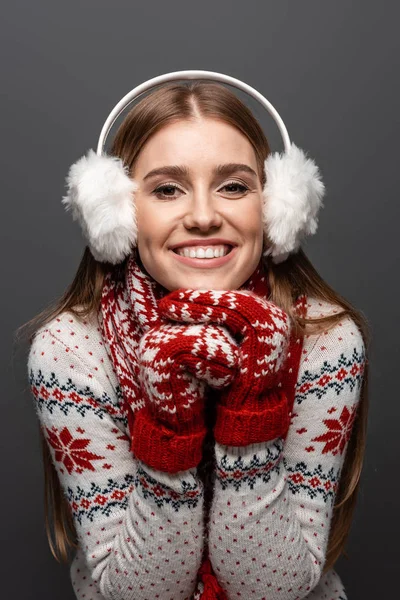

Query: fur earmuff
left=62, top=149, right=138, bottom=264
left=262, top=143, right=325, bottom=264
left=62, top=143, right=325, bottom=266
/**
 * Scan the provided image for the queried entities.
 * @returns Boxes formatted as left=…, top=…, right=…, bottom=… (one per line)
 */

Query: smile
left=170, top=244, right=237, bottom=268
left=174, top=244, right=231, bottom=258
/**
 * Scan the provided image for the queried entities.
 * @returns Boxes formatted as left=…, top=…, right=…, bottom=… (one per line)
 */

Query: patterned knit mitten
left=159, top=290, right=292, bottom=446
left=132, top=321, right=239, bottom=472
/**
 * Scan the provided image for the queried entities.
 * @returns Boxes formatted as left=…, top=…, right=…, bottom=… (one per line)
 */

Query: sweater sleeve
left=28, top=315, right=205, bottom=600
left=207, top=311, right=366, bottom=600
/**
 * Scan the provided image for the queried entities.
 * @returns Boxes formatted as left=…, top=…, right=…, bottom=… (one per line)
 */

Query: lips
left=169, top=238, right=237, bottom=251
left=170, top=244, right=238, bottom=269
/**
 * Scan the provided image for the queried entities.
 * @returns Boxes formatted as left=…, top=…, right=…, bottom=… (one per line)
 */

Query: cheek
left=135, top=199, right=166, bottom=247
left=230, top=198, right=263, bottom=237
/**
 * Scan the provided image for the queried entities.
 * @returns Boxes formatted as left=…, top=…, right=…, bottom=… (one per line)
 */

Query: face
left=132, top=117, right=264, bottom=291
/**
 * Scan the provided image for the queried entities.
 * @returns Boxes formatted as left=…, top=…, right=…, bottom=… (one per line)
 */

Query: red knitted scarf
left=98, top=249, right=307, bottom=599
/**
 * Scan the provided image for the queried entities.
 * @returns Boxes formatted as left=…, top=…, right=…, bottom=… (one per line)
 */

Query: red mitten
left=132, top=321, right=240, bottom=472
left=159, top=290, right=292, bottom=446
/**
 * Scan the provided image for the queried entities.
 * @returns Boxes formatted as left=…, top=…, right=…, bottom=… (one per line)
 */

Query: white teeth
left=175, top=245, right=231, bottom=259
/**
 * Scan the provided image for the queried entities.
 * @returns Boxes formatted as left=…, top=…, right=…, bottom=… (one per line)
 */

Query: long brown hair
left=19, top=82, right=370, bottom=573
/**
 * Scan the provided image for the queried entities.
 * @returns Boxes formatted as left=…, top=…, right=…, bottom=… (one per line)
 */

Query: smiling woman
left=132, top=118, right=264, bottom=290
left=22, top=74, right=370, bottom=600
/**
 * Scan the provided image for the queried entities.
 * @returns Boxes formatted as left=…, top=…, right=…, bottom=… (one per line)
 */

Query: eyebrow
left=143, top=163, right=258, bottom=182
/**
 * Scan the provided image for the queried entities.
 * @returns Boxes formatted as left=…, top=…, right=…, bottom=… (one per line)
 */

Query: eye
left=219, top=181, right=250, bottom=195
left=152, top=183, right=184, bottom=200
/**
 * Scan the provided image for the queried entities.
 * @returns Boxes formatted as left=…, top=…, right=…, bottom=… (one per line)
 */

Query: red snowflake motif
left=350, top=364, right=360, bottom=376
left=290, top=473, right=305, bottom=484
left=186, top=490, right=200, bottom=499
left=309, top=476, right=321, bottom=488
left=317, top=374, right=332, bottom=387
left=111, top=490, right=125, bottom=501
left=94, top=495, right=108, bottom=505
left=152, top=485, right=166, bottom=497
left=39, top=386, right=50, bottom=400
left=45, top=426, right=105, bottom=474
left=69, top=391, right=83, bottom=405
left=298, top=382, right=313, bottom=394
left=138, top=476, right=149, bottom=489
left=311, top=405, right=357, bottom=455
left=336, top=368, right=348, bottom=381
left=53, top=388, right=65, bottom=402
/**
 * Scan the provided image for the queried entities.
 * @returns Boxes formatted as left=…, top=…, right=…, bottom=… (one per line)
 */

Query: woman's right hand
left=131, top=321, right=239, bottom=472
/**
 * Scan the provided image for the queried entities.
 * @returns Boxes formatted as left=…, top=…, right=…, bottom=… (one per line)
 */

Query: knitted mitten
left=159, top=290, right=292, bottom=447
left=131, top=321, right=239, bottom=472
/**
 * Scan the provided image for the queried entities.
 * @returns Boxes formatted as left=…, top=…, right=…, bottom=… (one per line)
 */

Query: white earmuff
left=262, top=143, right=325, bottom=264
left=62, top=70, right=325, bottom=265
left=62, top=150, right=138, bottom=264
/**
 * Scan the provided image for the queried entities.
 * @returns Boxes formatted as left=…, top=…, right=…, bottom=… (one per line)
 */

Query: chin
left=175, top=274, right=235, bottom=291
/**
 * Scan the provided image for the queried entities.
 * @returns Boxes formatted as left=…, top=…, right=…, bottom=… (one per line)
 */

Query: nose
left=182, top=187, right=223, bottom=232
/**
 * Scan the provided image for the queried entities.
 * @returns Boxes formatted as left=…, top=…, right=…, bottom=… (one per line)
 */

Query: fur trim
left=62, top=149, right=138, bottom=264
left=262, top=143, right=325, bottom=264
left=62, top=143, right=325, bottom=266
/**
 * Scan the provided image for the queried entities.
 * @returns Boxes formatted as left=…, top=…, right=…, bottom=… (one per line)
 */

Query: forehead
left=134, top=118, right=258, bottom=173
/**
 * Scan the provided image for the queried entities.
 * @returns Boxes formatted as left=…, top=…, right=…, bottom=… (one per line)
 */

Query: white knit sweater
left=27, top=296, right=365, bottom=600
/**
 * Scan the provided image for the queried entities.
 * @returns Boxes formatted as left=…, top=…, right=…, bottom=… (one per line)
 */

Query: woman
left=25, top=76, right=369, bottom=600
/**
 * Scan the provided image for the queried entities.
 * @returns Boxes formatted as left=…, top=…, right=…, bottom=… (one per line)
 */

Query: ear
left=62, top=149, right=139, bottom=264
left=262, top=143, right=325, bottom=264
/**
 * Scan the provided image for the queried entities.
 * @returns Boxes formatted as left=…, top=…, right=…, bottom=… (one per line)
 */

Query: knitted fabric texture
left=97, top=252, right=308, bottom=598
left=100, top=252, right=239, bottom=472
left=159, top=289, right=293, bottom=446
left=99, top=253, right=304, bottom=464
left=27, top=252, right=366, bottom=599
left=132, top=320, right=240, bottom=472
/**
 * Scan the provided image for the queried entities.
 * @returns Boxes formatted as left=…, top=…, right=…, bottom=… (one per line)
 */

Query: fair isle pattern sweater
left=27, top=296, right=366, bottom=600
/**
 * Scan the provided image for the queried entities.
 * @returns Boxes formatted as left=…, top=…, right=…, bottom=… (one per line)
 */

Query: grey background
left=2, top=1, right=398, bottom=598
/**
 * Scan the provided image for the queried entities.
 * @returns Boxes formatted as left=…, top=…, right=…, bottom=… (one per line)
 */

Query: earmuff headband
left=63, top=69, right=325, bottom=265
left=96, top=70, right=291, bottom=156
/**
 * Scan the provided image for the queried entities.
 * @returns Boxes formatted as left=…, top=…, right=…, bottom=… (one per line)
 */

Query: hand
left=159, top=289, right=292, bottom=446
left=131, top=320, right=240, bottom=472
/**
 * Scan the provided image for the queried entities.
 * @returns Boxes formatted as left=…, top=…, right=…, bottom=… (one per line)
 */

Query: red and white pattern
left=131, top=320, right=240, bottom=473
left=204, top=301, right=365, bottom=600
left=99, top=251, right=165, bottom=417
left=29, top=313, right=205, bottom=600
left=27, top=255, right=365, bottom=600
left=159, top=289, right=293, bottom=447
